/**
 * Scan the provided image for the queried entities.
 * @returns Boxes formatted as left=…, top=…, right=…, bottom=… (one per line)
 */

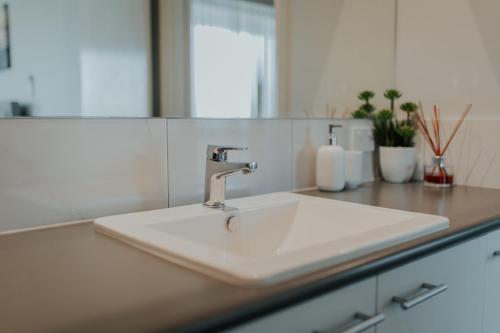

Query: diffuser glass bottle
left=415, top=103, right=471, bottom=188
left=424, top=155, right=454, bottom=188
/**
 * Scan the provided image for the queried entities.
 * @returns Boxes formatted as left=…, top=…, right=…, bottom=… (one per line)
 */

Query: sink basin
left=94, top=192, right=448, bottom=286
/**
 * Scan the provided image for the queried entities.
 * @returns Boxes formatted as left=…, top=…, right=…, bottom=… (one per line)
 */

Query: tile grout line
left=290, top=119, right=295, bottom=191
left=0, top=219, right=92, bottom=236
left=375, top=275, right=380, bottom=333
left=166, top=119, right=171, bottom=208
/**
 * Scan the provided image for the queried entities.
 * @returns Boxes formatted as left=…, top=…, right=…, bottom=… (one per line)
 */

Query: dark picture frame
left=0, top=3, right=11, bottom=70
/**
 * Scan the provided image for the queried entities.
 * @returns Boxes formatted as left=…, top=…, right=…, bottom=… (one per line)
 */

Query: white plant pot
left=379, top=146, right=417, bottom=183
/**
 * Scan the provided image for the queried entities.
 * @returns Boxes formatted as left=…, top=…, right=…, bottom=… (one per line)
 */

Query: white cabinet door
left=226, top=278, right=379, bottom=333
left=376, top=238, right=485, bottom=333
left=482, top=229, right=500, bottom=333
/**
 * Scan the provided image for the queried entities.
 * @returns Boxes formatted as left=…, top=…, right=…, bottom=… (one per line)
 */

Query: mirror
left=0, top=0, right=152, bottom=117
left=0, top=0, right=396, bottom=118
left=160, top=0, right=277, bottom=118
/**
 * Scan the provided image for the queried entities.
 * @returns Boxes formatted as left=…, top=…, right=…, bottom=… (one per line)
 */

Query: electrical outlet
left=350, top=126, right=374, bottom=152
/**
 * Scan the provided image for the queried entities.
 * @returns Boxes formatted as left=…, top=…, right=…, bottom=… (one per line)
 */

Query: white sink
left=95, top=192, right=448, bottom=286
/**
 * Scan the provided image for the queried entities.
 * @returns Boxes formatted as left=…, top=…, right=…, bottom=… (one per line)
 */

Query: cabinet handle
left=392, top=283, right=448, bottom=310
left=314, top=312, right=385, bottom=333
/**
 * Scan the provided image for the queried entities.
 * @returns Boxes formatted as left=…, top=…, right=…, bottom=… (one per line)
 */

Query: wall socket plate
left=350, top=126, right=374, bottom=152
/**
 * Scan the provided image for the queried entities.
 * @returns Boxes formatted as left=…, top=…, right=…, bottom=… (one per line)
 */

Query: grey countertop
left=2, top=183, right=500, bottom=333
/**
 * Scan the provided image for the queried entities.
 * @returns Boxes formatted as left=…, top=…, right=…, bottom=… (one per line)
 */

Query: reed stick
left=435, top=106, right=441, bottom=155
left=415, top=119, right=436, bottom=152
left=432, top=105, right=439, bottom=154
left=415, top=103, right=472, bottom=157
left=441, top=104, right=472, bottom=155
left=415, top=103, right=437, bottom=153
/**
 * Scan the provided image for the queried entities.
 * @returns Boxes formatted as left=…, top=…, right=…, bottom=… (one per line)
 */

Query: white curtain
left=190, top=0, right=277, bottom=118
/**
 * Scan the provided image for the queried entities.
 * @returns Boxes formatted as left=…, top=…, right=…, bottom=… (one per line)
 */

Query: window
left=190, top=0, right=277, bottom=118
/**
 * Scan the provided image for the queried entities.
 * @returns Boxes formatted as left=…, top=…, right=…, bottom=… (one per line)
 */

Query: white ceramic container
left=379, top=146, right=417, bottom=183
left=345, top=150, right=363, bottom=189
left=316, top=144, right=345, bottom=191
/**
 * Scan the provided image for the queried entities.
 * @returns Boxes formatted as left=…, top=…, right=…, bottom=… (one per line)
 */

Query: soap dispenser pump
left=316, top=124, right=345, bottom=192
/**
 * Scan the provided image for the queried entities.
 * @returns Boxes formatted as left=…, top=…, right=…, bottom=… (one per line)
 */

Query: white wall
left=397, top=0, right=500, bottom=120
left=279, top=0, right=396, bottom=118
left=0, top=0, right=150, bottom=117
left=397, top=0, right=500, bottom=189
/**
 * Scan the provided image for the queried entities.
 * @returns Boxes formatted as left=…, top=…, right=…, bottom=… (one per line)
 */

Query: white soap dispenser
left=316, top=124, right=345, bottom=191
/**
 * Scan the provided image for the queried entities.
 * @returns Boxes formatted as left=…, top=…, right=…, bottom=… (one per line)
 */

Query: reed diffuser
left=415, top=103, right=472, bottom=188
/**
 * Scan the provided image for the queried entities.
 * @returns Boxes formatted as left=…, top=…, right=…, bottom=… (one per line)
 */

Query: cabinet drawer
left=226, top=278, right=378, bottom=333
left=376, top=238, right=484, bottom=333
left=482, top=229, right=500, bottom=333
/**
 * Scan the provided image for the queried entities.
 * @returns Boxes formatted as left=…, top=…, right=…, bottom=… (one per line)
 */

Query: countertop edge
left=173, top=215, right=500, bottom=333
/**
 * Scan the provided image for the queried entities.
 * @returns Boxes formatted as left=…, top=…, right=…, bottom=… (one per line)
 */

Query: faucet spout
left=214, top=164, right=257, bottom=179
left=203, top=146, right=257, bottom=209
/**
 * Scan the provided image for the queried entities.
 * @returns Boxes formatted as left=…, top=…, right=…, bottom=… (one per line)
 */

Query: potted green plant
left=400, top=102, right=418, bottom=124
left=351, top=91, right=376, bottom=119
left=384, top=89, right=402, bottom=112
left=373, top=101, right=418, bottom=183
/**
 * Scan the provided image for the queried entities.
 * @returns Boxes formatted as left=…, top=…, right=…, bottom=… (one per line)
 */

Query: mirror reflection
left=161, top=0, right=277, bottom=118
left=0, top=0, right=396, bottom=118
left=0, top=0, right=151, bottom=117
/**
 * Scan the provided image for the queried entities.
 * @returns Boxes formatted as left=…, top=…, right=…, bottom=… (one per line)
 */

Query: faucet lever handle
left=207, top=145, right=248, bottom=161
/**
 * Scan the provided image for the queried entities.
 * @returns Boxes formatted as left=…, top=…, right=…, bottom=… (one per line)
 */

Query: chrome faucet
left=204, top=145, right=257, bottom=209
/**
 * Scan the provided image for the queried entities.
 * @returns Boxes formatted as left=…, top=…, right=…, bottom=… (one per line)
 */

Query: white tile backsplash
left=0, top=119, right=168, bottom=232
left=167, top=119, right=293, bottom=207
left=0, top=117, right=377, bottom=233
